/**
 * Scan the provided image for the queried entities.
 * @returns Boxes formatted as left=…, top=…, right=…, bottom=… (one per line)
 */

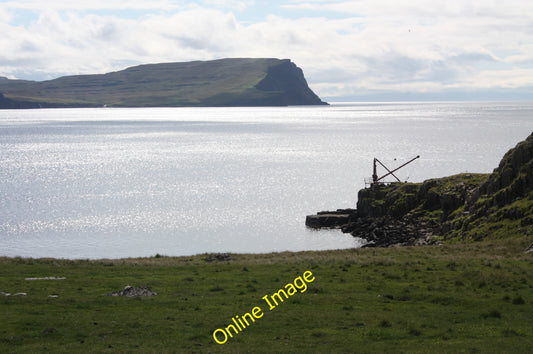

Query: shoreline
left=1, top=236, right=531, bottom=263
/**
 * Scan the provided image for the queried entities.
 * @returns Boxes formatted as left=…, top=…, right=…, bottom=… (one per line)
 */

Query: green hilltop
left=0, top=58, right=327, bottom=108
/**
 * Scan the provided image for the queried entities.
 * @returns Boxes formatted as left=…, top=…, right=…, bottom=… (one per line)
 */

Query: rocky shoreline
left=307, top=132, right=533, bottom=247
left=306, top=207, right=440, bottom=248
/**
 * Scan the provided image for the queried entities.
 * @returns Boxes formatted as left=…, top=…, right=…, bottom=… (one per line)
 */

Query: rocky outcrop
left=342, top=217, right=437, bottom=247
left=468, top=133, right=533, bottom=209
left=307, top=133, right=533, bottom=247
left=305, top=210, right=354, bottom=228
left=445, top=132, right=533, bottom=240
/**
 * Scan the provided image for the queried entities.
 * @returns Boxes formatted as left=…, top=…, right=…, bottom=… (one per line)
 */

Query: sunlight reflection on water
left=1, top=102, right=532, bottom=258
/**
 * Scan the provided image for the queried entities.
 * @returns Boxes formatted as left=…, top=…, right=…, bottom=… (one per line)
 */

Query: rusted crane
left=369, top=155, right=420, bottom=187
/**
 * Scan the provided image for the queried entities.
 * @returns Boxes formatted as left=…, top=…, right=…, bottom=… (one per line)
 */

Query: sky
left=0, top=0, right=532, bottom=101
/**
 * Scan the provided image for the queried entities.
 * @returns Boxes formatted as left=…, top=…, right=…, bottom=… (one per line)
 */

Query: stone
left=25, top=277, right=66, bottom=280
left=104, top=286, right=157, bottom=297
left=42, top=328, right=57, bottom=334
left=305, top=214, right=350, bottom=228
left=204, top=253, right=233, bottom=262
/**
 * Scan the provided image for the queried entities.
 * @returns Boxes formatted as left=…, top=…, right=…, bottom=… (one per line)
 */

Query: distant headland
left=0, top=58, right=327, bottom=108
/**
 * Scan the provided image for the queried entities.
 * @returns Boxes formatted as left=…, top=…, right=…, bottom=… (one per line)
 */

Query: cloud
left=285, top=0, right=531, bottom=19
left=455, top=68, right=533, bottom=89
left=0, top=8, right=244, bottom=78
left=1, top=0, right=253, bottom=12
left=0, top=0, right=532, bottom=99
left=279, top=0, right=533, bottom=97
left=1, top=0, right=183, bottom=10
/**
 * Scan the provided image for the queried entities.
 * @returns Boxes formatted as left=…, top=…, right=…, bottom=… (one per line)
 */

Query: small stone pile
left=204, top=253, right=233, bottom=262
left=104, top=286, right=157, bottom=297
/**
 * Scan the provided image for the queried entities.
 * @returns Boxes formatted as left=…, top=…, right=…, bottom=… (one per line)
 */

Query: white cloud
left=280, top=0, right=533, bottom=96
left=454, top=68, right=533, bottom=89
left=0, top=0, right=254, bottom=12
left=202, top=0, right=253, bottom=12
left=0, top=0, right=183, bottom=10
left=0, top=0, right=532, bottom=99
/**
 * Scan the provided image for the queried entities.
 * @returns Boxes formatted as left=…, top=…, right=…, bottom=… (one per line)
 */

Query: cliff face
left=471, top=133, right=533, bottom=208
left=0, top=58, right=327, bottom=108
left=447, top=132, right=533, bottom=241
left=307, top=133, right=533, bottom=247
left=255, top=60, right=325, bottom=105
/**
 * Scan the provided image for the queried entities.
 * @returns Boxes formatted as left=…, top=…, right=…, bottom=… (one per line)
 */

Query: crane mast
left=369, top=155, right=420, bottom=187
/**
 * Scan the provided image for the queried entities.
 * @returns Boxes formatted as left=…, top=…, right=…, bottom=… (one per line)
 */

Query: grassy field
left=1, top=237, right=532, bottom=353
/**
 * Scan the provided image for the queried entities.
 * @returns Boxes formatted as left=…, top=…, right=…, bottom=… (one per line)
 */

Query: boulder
left=105, top=286, right=157, bottom=297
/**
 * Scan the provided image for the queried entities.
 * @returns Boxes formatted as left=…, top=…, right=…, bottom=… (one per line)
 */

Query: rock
left=25, top=277, right=66, bottom=280
left=204, top=253, right=233, bottom=262
left=306, top=213, right=351, bottom=228
left=475, top=133, right=533, bottom=208
left=42, top=328, right=57, bottom=334
left=105, top=286, right=157, bottom=297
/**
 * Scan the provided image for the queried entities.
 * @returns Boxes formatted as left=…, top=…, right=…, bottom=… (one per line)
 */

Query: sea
left=1, top=102, right=532, bottom=259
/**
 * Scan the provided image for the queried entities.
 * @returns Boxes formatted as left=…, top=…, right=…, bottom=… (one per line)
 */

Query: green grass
left=1, top=237, right=532, bottom=353
left=444, top=190, right=533, bottom=243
